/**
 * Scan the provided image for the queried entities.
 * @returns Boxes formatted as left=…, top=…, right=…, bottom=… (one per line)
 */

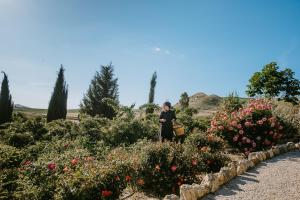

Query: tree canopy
left=80, top=63, right=119, bottom=119
left=47, top=65, right=68, bottom=122
left=246, top=62, right=300, bottom=104
left=0, top=72, right=14, bottom=124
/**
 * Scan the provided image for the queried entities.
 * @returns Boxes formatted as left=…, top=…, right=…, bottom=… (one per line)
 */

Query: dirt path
left=203, top=151, right=300, bottom=200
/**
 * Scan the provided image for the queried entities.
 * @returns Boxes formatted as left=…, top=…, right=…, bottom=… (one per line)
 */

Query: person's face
left=163, top=105, right=170, bottom=111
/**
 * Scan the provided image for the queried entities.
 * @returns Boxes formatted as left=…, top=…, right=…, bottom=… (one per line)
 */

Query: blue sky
left=1, top=0, right=300, bottom=109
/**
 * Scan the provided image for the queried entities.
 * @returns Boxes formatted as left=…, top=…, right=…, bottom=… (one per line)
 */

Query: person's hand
left=160, top=119, right=166, bottom=123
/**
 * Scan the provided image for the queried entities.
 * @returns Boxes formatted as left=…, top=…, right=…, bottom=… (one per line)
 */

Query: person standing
left=159, top=102, right=176, bottom=142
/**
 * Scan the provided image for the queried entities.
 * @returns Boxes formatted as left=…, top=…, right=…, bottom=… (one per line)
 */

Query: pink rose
left=244, top=121, right=251, bottom=127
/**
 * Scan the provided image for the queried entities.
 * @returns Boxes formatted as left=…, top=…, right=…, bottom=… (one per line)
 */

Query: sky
left=0, top=0, right=300, bottom=109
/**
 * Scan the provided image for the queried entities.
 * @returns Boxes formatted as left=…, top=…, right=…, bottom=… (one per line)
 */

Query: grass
left=14, top=107, right=79, bottom=121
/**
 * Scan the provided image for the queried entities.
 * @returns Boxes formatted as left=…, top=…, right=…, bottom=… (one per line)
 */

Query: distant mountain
left=14, top=104, right=31, bottom=109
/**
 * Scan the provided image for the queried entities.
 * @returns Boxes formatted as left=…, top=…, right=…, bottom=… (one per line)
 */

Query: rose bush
left=208, top=99, right=285, bottom=155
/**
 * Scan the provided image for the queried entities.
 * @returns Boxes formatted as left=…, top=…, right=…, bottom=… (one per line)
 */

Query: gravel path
left=203, top=151, right=300, bottom=200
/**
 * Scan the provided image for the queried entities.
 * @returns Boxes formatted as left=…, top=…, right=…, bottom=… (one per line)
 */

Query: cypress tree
left=80, top=63, right=119, bottom=119
left=0, top=72, right=14, bottom=124
left=146, top=72, right=157, bottom=114
left=148, top=71, right=157, bottom=104
left=47, top=65, right=68, bottom=122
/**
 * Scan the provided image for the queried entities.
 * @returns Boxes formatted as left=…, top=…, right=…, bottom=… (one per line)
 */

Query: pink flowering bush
left=208, top=99, right=284, bottom=155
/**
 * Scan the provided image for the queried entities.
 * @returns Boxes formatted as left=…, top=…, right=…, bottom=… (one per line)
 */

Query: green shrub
left=272, top=101, right=300, bottom=141
left=132, top=140, right=228, bottom=196
left=184, top=132, right=224, bottom=153
left=8, top=132, right=34, bottom=148
left=105, top=119, right=158, bottom=146
left=45, top=120, right=78, bottom=139
left=78, top=116, right=109, bottom=140
left=0, top=144, right=24, bottom=168
left=209, top=99, right=285, bottom=155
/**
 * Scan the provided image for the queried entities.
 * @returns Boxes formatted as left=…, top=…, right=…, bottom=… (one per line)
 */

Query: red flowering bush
left=133, top=139, right=228, bottom=197
left=208, top=99, right=284, bottom=155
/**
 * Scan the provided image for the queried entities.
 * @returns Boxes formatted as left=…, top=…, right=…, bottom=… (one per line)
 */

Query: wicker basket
left=173, top=124, right=185, bottom=136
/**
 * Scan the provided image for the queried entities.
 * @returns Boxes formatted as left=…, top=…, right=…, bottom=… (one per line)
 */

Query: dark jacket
left=159, top=110, right=176, bottom=140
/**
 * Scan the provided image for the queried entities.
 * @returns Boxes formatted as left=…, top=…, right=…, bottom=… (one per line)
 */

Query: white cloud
left=154, top=47, right=161, bottom=52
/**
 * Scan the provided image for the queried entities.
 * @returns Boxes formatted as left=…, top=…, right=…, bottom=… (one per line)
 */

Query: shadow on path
left=202, top=151, right=300, bottom=200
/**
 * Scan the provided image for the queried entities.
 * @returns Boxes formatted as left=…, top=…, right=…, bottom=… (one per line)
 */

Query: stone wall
left=163, top=142, right=300, bottom=200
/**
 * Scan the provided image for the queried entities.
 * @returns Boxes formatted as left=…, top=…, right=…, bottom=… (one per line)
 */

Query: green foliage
left=176, top=108, right=208, bottom=134
left=246, top=62, right=300, bottom=104
left=221, top=92, right=245, bottom=114
left=179, top=92, right=189, bottom=109
left=45, top=119, right=78, bottom=139
left=47, top=65, right=68, bottom=122
left=132, top=140, right=228, bottom=196
left=8, top=132, right=34, bottom=148
left=139, top=103, right=160, bottom=117
left=0, top=72, right=14, bottom=125
left=147, top=72, right=157, bottom=114
left=80, top=63, right=119, bottom=119
left=0, top=144, right=24, bottom=168
left=209, top=99, right=285, bottom=155
left=106, top=118, right=158, bottom=146
left=272, top=101, right=300, bottom=141
left=184, top=132, right=224, bottom=153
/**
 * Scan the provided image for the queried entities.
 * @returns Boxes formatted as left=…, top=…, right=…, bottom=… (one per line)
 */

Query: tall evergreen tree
left=80, top=63, right=119, bottom=119
left=0, top=72, right=14, bottom=124
left=146, top=72, right=157, bottom=114
left=148, top=71, right=157, bottom=104
left=47, top=65, right=68, bottom=122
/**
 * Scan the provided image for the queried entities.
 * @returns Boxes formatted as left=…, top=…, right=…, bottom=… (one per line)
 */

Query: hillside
left=175, top=92, right=223, bottom=116
left=14, top=105, right=79, bottom=120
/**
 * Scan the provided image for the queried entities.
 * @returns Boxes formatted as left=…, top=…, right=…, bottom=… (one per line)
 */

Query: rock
left=217, top=167, right=230, bottom=185
left=258, top=151, right=267, bottom=161
left=211, top=173, right=221, bottom=193
left=267, top=149, right=274, bottom=158
left=237, top=159, right=249, bottom=175
left=272, top=146, right=280, bottom=155
left=227, top=162, right=237, bottom=179
left=287, top=142, right=296, bottom=151
left=278, top=144, right=288, bottom=154
left=295, top=143, right=300, bottom=150
left=264, top=151, right=271, bottom=159
left=248, top=152, right=260, bottom=165
left=180, top=184, right=197, bottom=200
left=192, top=183, right=210, bottom=199
left=163, top=194, right=180, bottom=200
left=201, top=174, right=213, bottom=190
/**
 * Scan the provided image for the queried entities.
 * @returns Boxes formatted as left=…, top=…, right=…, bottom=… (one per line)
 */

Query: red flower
left=63, top=166, right=69, bottom=173
left=192, top=160, right=198, bottom=166
left=239, top=130, right=244, bottom=135
left=71, top=158, right=79, bottom=165
left=47, top=163, right=56, bottom=171
left=155, top=165, right=161, bottom=171
left=23, top=160, right=32, bottom=166
left=125, top=175, right=132, bottom=182
left=206, top=160, right=213, bottom=165
left=101, top=190, right=112, bottom=197
left=171, top=165, right=177, bottom=172
left=137, top=179, right=145, bottom=186
left=64, top=144, right=69, bottom=148
left=115, top=176, right=120, bottom=181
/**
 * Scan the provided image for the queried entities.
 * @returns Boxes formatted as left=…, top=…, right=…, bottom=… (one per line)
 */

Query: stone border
left=163, top=142, right=300, bottom=200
